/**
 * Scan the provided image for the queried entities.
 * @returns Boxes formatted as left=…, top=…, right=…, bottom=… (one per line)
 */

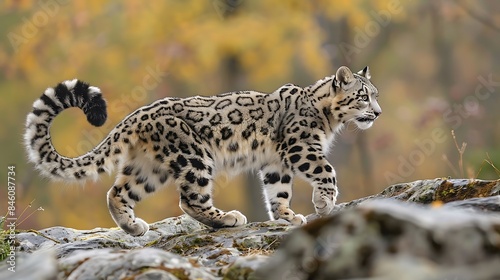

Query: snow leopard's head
left=331, top=66, right=381, bottom=129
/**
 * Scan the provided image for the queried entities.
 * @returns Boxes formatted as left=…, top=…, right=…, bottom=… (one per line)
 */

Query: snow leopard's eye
left=361, top=95, right=369, bottom=102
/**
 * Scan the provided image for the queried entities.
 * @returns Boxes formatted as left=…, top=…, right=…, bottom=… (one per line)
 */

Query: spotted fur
left=24, top=66, right=381, bottom=236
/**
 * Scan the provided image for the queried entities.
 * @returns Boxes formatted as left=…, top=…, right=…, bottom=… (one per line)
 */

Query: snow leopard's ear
left=333, top=66, right=356, bottom=90
left=357, top=66, right=371, bottom=80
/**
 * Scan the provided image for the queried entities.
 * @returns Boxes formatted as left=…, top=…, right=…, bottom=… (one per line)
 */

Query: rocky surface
left=1, top=178, right=499, bottom=280
left=258, top=199, right=500, bottom=280
left=338, top=177, right=500, bottom=209
left=2, top=214, right=292, bottom=279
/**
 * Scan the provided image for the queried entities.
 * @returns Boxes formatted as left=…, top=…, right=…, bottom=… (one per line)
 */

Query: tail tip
left=87, top=111, right=107, bottom=127
left=86, top=96, right=107, bottom=127
left=71, top=80, right=107, bottom=127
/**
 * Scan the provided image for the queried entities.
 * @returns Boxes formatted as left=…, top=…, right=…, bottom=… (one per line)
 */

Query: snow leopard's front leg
left=287, top=142, right=337, bottom=216
left=309, top=162, right=337, bottom=216
left=259, top=165, right=306, bottom=225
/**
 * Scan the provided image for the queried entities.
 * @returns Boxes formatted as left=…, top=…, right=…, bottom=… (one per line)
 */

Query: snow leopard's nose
left=371, top=99, right=382, bottom=118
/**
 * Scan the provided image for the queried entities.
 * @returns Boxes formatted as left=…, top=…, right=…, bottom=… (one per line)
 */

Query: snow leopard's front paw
left=122, top=218, right=149, bottom=236
left=273, top=206, right=307, bottom=226
left=289, top=214, right=307, bottom=226
left=313, top=193, right=336, bottom=216
left=220, top=210, right=247, bottom=227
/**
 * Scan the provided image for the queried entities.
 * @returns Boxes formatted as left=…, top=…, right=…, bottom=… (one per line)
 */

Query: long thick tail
left=24, top=79, right=114, bottom=181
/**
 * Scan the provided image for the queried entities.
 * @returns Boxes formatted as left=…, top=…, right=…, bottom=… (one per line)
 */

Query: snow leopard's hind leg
left=107, top=157, right=160, bottom=236
left=107, top=181, right=149, bottom=236
left=170, top=119, right=247, bottom=228
left=177, top=170, right=248, bottom=228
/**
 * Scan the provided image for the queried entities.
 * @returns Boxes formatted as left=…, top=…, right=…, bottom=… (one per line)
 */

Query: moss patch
left=435, top=180, right=500, bottom=203
left=169, top=235, right=216, bottom=255
left=0, top=233, right=10, bottom=262
left=232, top=234, right=282, bottom=254
left=0, top=217, right=17, bottom=262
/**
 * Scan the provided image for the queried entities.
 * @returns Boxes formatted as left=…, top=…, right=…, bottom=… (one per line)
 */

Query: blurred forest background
left=1, top=0, right=499, bottom=231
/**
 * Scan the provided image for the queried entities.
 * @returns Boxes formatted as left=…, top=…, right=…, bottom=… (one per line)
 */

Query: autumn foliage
left=0, top=0, right=499, bottom=230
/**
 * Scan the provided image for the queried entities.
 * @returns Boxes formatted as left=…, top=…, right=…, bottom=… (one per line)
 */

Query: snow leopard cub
left=24, top=66, right=381, bottom=236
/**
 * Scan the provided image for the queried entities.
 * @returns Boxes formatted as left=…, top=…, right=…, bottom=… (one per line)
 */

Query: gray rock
left=2, top=178, right=499, bottom=279
left=4, top=215, right=291, bottom=279
left=308, top=178, right=500, bottom=219
left=223, top=255, right=269, bottom=280
left=59, top=248, right=216, bottom=280
left=443, top=195, right=500, bottom=212
left=16, top=214, right=205, bottom=255
left=151, top=221, right=289, bottom=275
left=0, top=249, right=57, bottom=280
left=258, top=199, right=500, bottom=280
